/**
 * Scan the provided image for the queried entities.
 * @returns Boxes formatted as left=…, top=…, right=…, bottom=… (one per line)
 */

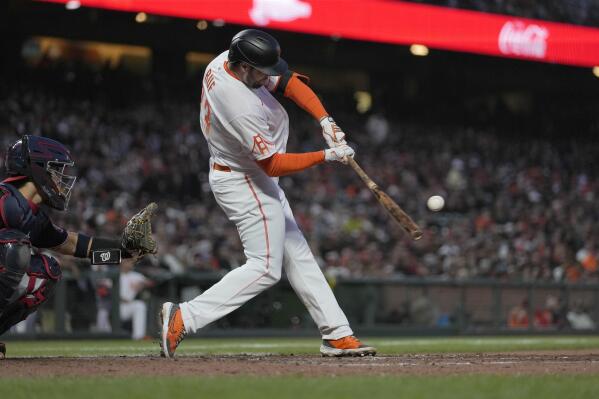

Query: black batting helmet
left=228, top=29, right=288, bottom=76
left=5, top=135, right=76, bottom=211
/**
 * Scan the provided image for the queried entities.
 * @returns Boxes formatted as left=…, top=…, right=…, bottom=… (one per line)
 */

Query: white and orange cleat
left=159, top=302, right=187, bottom=359
left=320, top=336, right=376, bottom=357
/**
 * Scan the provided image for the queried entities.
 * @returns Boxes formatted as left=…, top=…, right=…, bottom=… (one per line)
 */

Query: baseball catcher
left=0, top=135, right=158, bottom=358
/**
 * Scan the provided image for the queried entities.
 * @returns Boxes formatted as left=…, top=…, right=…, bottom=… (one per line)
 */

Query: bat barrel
left=347, top=157, right=423, bottom=241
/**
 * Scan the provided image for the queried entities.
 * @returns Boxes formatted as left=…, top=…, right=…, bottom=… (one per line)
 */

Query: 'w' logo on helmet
left=251, top=134, right=273, bottom=155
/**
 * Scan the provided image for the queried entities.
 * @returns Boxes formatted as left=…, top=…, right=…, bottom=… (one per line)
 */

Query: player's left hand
left=121, top=202, right=158, bottom=257
left=320, top=116, right=347, bottom=147
left=325, top=144, right=355, bottom=164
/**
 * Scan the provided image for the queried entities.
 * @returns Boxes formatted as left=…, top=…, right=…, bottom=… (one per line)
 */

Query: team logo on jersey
left=252, top=134, right=274, bottom=155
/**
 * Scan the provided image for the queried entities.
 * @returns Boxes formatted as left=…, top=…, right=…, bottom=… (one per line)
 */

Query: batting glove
left=320, top=116, right=347, bottom=147
left=324, top=144, right=355, bottom=164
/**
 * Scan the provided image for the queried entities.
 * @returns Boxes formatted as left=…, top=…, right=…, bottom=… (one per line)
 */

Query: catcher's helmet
left=228, top=29, right=288, bottom=76
left=5, top=135, right=76, bottom=211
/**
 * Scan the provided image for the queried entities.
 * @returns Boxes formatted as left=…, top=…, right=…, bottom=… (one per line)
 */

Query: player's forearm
left=256, top=151, right=325, bottom=177
left=281, top=73, right=328, bottom=121
left=51, top=231, right=81, bottom=256
left=52, top=231, right=132, bottom=259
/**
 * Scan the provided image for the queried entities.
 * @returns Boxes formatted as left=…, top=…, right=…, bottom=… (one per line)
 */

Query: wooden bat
left=347, top=157, right=423, bottom=240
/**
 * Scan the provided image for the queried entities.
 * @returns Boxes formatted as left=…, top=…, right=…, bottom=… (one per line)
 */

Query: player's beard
left=250, top=74, right=268, bottom=89
left=251, top=78, right=267, bottom=88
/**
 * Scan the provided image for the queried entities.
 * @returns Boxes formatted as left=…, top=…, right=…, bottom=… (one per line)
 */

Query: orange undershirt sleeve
left=283, top=73, right=328, bottom=121
left=256, top=151, right=325, bottom=177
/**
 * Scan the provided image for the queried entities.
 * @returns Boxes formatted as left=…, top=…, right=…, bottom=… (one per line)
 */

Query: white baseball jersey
left=119, top=270, right=147, bottom=302
left=200, top=51, right=289, bottom=172
left=119, top=270, right=148, bottom=340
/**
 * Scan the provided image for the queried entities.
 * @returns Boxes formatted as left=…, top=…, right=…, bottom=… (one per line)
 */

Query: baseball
left=427, top=195, right=445, bottom=212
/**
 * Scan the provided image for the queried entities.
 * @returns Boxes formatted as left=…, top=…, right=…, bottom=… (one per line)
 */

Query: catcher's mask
left=228, top=29, right=288, bottom=76
left=5, top=135, right=77, bottom=211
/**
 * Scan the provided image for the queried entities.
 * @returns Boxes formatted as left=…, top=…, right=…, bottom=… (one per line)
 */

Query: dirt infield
left=2, top=349, right=599, bottom=377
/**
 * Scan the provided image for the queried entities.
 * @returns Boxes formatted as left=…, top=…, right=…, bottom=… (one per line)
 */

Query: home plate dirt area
left=3, top=350, right=599, bottom=377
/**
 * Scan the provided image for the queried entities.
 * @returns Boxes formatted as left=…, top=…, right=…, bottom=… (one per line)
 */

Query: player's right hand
left=320, top=116, right=347, bottom=147
left=324, top=145, right=355, bottom=164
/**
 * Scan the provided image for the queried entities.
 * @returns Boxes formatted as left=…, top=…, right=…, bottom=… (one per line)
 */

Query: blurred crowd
left=408, top=0, right=599, bottom=26
left=1, top=60, right=599, bottom=286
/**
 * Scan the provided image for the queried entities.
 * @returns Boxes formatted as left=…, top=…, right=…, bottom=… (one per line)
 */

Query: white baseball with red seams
left=427, top=195, right=445, bottom=212
left=178, top=51, right=353, bottom=340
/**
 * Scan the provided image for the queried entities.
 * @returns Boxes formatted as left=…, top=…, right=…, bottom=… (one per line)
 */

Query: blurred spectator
left=119, top=259, right=154, bottom=340
left=507, top=299, right=529, bottom=328
left=576, top=244, right=598, bottom=276
left=408, top=295, right=440, bottom=326
left=566, top=301, right=596, bottom=330
left=61, top=259, right=98, bottom=332
left=1, top=58, right=599, bottom=285
left=95, top=275, right=113, bottom=333
left=534, top=295, right=560, bottom=329
left=365, top=112, right=389, bottom=147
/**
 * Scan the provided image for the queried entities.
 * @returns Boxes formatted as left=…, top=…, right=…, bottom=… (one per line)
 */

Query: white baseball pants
left=180, top=166, right=353, bottom=339
left=120, top=300, right=147, bottom=340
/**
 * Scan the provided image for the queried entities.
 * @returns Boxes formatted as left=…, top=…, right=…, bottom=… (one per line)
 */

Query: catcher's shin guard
left=0, top=253, right=61, bottom=335
left=0, top=230, right=32, bottom=313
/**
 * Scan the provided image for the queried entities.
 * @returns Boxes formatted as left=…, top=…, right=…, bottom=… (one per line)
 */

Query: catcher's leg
left=0, top=253, right=62, bottom=336
left=18, top=254, right=61, bottom=309
left=0, top=342, right=5, bottom=359
left=0, top=230, right=32, bottom=315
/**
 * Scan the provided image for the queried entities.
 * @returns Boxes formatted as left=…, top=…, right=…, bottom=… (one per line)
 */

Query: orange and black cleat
left=320, top=336, right=376, bottom=357
left=159, top=302, right=187, bottom=359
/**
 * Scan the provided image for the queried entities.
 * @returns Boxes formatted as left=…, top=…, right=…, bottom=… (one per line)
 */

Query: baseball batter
left=160, top=29, right=376, bottom=358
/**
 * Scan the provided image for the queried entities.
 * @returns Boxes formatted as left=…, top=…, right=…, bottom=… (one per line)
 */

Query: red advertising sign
left=43, top=0, right=599, bottom=67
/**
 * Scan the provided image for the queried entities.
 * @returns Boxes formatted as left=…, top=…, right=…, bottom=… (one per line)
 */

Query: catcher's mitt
left=121, top=202, right=158, bottom=256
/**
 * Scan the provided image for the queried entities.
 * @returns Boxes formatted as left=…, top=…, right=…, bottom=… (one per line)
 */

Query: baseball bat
left=347, top=157, right=423, bottom=240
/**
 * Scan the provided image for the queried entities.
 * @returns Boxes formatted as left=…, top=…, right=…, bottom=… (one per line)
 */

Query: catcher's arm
left=56, top=202, right=159, bottom=265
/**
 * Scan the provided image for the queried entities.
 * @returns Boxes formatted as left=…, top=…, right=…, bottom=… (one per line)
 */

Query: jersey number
left=200, top=88, right=212, bottom=135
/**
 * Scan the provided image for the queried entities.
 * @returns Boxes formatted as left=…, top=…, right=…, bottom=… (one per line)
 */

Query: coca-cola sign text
left=498, top=21, right=549, bottom=59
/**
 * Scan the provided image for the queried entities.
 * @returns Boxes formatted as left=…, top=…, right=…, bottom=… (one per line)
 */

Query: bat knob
left=411, top=230, right=424, bottom=240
